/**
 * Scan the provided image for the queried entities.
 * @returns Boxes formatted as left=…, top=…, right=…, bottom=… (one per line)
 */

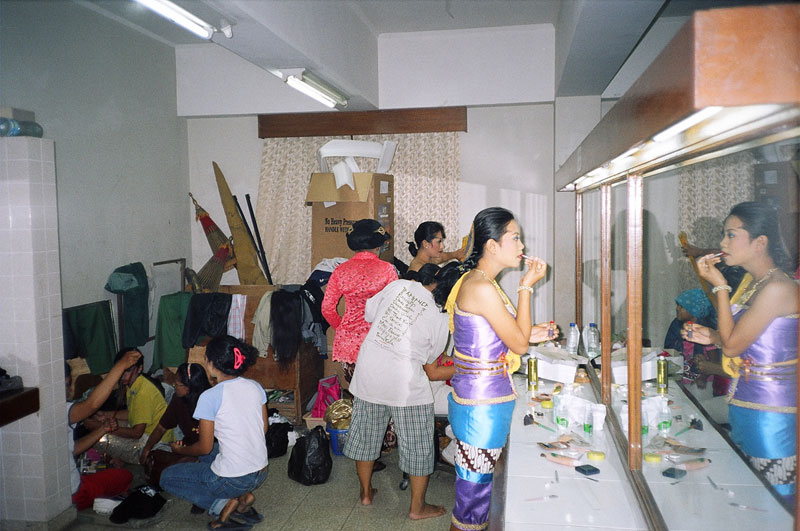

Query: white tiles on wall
left=0, top=137, right=71, bottom=523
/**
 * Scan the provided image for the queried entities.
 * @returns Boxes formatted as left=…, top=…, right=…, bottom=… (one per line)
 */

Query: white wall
left=553, top=96, right=603, bottom=326
left=458, top=104, right=555, bottom=322
left=1, top=1, right=190, bottom=309
left=379, top=25, right=555, bottom=108
left=176, top=44, right=333, bottom=116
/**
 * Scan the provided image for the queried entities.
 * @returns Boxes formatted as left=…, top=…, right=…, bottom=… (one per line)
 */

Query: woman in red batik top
left=322, top=218, right=397, bottom=382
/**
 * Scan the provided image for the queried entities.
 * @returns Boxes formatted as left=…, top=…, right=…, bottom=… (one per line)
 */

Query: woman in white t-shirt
left=344, top=262, right=460, bottom=521
left=160, top=336, right=268, bottom=530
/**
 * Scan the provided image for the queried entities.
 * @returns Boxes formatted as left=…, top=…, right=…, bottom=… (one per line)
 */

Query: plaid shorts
left=343, top=397, right=435, bottom=477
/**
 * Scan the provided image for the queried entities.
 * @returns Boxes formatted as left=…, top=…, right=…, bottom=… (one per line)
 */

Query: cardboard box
left=305, top=173, right=394, bottom=268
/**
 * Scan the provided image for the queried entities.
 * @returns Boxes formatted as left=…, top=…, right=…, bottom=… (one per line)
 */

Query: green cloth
left=105, top=262, right=149, bottom=347
left=152, top=291, right=192, bottom=369
left=64, top=301, right=117, bottom=374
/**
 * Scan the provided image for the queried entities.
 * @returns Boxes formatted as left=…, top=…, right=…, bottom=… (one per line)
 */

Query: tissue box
left=607, top=348, right=681, bottom=385
left=305, top=173, right=394, bottom=268
left=528, top=347, right=586, bottom=383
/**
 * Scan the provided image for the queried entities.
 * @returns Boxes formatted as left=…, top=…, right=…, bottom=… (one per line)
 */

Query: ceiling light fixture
left=282, top=69, right=348, bottom=109
left=133, top=0, right=216, bottom=40
left=652, top=106, right=722, bottom=142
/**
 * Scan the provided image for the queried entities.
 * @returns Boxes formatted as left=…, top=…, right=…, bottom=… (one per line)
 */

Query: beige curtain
left=677, top=150, right=755, bottom=291
left=255, top=133, right=460, bottom=284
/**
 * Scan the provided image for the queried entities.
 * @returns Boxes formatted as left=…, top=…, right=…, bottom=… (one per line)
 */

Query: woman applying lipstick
left=682, top=201, right=798, bottom=500
left=443, top=207, right=550, bottom=531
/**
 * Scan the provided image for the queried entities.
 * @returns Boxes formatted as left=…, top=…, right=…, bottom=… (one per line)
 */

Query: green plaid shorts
left=343, top=397, right=435, bottom=477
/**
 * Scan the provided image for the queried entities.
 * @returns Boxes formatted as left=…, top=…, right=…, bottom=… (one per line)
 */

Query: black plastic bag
left=266, top=422, right=292, bottom=458
left=287, top=426, right=332, bottom=485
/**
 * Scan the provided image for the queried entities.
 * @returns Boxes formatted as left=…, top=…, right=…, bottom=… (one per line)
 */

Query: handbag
left=311, top=375, right=341, bottom=418
left=144, top=449, right=196, bottom=487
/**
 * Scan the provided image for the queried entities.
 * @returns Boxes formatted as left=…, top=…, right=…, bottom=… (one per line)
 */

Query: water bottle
left=658, top=402, right=672, bottom=434
left=566, top=323, right=580, bottom=355
left=586, top=323, right=600, bottom=358
left=0, top=118, right=43, bottom=138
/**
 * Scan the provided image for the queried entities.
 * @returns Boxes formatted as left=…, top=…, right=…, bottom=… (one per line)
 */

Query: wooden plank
left=626, top=175, right=644, bottom=470
left=258, top=106, right=468, bottom=138
left=0, top=387, right=39, bottom=427
left=600, top=184, right=612, bottom=406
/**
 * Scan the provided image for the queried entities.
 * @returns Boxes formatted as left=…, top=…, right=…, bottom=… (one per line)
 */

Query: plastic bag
left=287, top=426, right=332, bottom=485
left=323, top=398, right=353, bottom=430
left=311, top=375, right=341, bottom=418
left=266, top=422, right=292, bottom=458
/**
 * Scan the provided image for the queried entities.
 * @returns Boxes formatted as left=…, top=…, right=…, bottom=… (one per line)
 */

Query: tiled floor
left=67, top=446, right=456, bottom=530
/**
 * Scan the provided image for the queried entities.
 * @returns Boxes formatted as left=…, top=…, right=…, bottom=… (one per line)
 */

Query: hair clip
left=346, top=226, right=354, bottom=235
left=233, top=347, right=244, bottom=370
left=376, top=226, right=386, bottom=235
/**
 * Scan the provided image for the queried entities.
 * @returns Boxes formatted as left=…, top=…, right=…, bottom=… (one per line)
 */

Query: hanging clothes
left=105, top=262, right=149, bottom=347
left=181, top=293, right=232, bottom=348
left=152, top=292, right=193, bottom=369
left=227, top=294, right=247, bottom=341
left=252, top=291, right=274, bottom=358
left=63, top=301, right=117, bottom=374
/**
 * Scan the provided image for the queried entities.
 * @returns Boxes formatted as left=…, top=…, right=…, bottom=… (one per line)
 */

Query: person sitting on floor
left=66, top=350, right=141, bottom=511
left=140, top=362, right=211, bottom=493
left=94, top=348, right=174, bottom=464
left=160, top=336, right=269, bottom=530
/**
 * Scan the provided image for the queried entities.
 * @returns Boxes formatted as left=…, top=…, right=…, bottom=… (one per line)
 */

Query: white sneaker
left=440, top=439, right=457, bottom=466
left=93, top=496, right=123, bottom=514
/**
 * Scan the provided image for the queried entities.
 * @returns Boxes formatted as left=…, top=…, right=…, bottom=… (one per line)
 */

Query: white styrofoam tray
left=595, top=347, right=681, bottom=384
left=523, top=347, right=587, bottom=383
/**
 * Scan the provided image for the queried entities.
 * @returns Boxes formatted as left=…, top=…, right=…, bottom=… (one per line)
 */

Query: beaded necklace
left=738, top=267, right=781, bottom=307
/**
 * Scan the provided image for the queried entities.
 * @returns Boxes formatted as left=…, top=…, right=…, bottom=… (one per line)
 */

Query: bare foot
left=409, top=503, right=446, bottom=520
left=360, top=486, right=377, bottom=505
left=217, top=497, right=239, bottom=524
left=236, top=492, right=255, bottom=513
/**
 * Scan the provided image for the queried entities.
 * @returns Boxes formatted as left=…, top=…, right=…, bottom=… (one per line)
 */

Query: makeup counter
left=547, top=4, right=799, bottom=529
left=492, top=371, right=793, bottom=529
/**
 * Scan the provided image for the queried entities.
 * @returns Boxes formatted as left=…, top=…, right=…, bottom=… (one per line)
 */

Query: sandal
left=232, top=507, right=263, bottom=524
left=207, top=520, right=252, bottom=531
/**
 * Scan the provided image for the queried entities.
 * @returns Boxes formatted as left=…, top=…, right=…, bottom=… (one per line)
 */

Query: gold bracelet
left=517, top=286, right=534, bottom=294
left=711, top=284, right=732, bottom=294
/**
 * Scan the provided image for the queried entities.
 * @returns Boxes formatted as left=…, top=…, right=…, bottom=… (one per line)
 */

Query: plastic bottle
left=0, top=118, right=43, bottom=138
left=586, top=323, right=600, bottom=358
left=658, top=401, right=672, bottom=434
left=566, top=323, right=580, bottom=355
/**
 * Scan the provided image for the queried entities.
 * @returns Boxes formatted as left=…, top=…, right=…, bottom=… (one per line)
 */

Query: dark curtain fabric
left=64, top=301, right=117, bottom=374
left=104, top=262, right=149, bottom=347
left=181, top=293, right=232, bottom=348
left=152, top=292, right=192, bottom=369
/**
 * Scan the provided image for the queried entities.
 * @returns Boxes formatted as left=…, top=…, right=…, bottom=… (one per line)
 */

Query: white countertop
left=500, top=374, right=794, bottom=530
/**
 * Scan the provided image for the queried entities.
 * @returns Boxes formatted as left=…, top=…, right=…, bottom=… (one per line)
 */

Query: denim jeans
left=160, top=446, right=268, bottom=515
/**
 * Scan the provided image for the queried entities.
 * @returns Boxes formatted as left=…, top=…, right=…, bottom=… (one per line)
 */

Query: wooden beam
left=600, top=184, right=612, bottom=406
left=627, top=175, right=644, bottom=470
left=258, top=106, right=468, bottom=138
left=555, top=4, right=800, bottom=190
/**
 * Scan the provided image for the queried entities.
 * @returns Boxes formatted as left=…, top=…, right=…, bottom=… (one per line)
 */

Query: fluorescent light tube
left=286, top=75, right=337, bottom=108
left=134, top=0, right=215, bottom=40
left=653, top=106, right=722, bottom=142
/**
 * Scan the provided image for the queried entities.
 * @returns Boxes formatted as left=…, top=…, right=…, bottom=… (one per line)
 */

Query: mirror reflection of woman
left=444, top=207, right=550, bottom=531
left=683, top=201, right=798, bottom=500
left=405, top=221, right=465, bottom=279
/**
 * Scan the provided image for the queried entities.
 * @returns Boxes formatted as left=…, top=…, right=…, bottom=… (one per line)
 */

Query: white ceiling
left=76, top=0, right=776, bottom=107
